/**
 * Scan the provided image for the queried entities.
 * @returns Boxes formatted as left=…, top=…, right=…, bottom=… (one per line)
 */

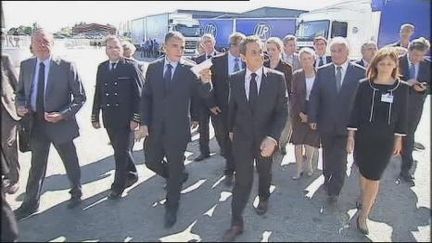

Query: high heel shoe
left=356, top=216, right=369, bottom=235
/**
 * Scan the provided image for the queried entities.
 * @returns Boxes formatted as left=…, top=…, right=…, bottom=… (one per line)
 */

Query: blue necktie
left=409, top=63, right=416, bottom=80
left=233, top=57, right=240, bottom=72
left=164, top=63, right=173, bottom=93
left=36, top=62, right=45, bottom=119
left=318, top=56, right=324, bottom=67
left=249, top=73, right=258, bottom=112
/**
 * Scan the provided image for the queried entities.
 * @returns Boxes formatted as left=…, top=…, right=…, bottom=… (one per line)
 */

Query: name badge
left=381, top=93, right=394, bottom=103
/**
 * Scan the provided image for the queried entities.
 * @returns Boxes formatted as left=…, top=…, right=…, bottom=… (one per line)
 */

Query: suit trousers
left=23, top=117, right=82, bottom=208
left=401, top=103, right=424, bottom=176
left=106, top=127, right=137, bottom=192
left=320, top=133, right=348, bottom=196
left=1, top=107, right=20, bottom=183
left=197, top=102, right=210, bottom=156
left=231, top=140, right=273, bottom=226
left=210, top=110, right=235, bottom=175
left=1, top=184, right=18, bottom=242
left=144, top=133, right=187, bottom=210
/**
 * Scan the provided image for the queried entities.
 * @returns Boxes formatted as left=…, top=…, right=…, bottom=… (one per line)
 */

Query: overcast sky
left=2, top=0, right=346, bottom=31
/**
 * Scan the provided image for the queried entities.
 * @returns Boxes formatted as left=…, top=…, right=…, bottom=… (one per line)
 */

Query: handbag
left=18, top=114, right=33, bottom=153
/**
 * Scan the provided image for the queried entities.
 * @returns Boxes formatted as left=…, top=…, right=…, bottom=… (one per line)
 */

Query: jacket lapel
left=45, top=57, right=61, bottom=99
left=26, top=58, right=37, bottom=102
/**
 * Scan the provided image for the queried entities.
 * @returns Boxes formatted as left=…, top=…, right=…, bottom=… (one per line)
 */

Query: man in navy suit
left=223, top=36, right=288, bottom=241
left=314, top=36, right=332, bottom=69
left=398, top=37, right=430, bottom=186
left=192, top=33, right=219, bottom=162
left=355, top=41, right=378, bottom=69
left=308, top=37, right=366, bottom=203
left=92, top=36, right=143, bottom=199
left=207, top=32, right=246, bottom=186
left=136, top=31, right=212, bottom=228
left=387, top=23, right=415, bottom=49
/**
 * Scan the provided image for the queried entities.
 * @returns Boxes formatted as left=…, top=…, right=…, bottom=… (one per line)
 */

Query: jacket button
left=115, top=103, right=119, bottom=107
left=114, top=93, right=118, bottom=96
left=105, top=83, right=108, bottom=86
left=114, top=82, right=118, bottom=85
left=106, top=93, right=109, bottom=96
left=107, top=104, right=110, bottom=107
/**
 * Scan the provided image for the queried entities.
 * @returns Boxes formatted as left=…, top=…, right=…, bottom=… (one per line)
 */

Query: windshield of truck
left=175, top=24, right=201, bottom=37
left=296, top=20, right=330, bottom=41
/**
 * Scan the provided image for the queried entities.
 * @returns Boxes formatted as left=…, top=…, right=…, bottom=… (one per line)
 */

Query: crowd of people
left=1, top=23, right=430, bottom=242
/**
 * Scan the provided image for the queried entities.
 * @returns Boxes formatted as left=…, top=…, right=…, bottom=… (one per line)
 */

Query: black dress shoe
left=222, top=225, right=243, bottom=241
left=224, top=174, right=233, bottom=187
left=67, top=197, right=82, bottom=209
left=414, top=142, right=425, bottom=151
left=14, top=205, right=38, bottom=220
left=194, top=154, right=210, bottom=161
left=255, top=199, right=269, bottom=215
left=164, top=209, right=177, bottom=228
left=125, top=174, right=138, bottom=188
left=108, top=190, right=122, bottom=200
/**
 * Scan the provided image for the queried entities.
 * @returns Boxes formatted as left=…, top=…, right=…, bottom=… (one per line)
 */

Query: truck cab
left=168, top=15, right=202, bottom=56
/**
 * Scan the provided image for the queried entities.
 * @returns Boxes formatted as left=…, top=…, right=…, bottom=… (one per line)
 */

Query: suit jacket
left=15, top=56, right=86, bottom=145
left=355, top=59, right=366, bottom=68
left=207, top=52, right=245, bottom=110
left=283, top=52, right=301, bottom=71
left=1, top=54, right=20, bottom=121
left=291, top=69, right=311, bottom=119
left=264, top=59, right=293, bottom=95
left=141, top=57, right=212, bottom=147
left=92, top=58, right=143, bottom=129
left=314, top=55, right=332, bottom=67
left=193, top=51, right=219, bottom=64
left=228, top=67, right=288, bottom=145
left=308, top=62, right=366, bottom=135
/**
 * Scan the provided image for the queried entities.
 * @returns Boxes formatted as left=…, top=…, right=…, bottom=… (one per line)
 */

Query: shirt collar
left=246, top=66, right=267, bottom=80
left=334, top=60, right=349, bottom=71
left=164, top=56, right=182, bottom=69
left=228, top=52, right=240, bottom=62
left=36, top=56, right=51, bottom=66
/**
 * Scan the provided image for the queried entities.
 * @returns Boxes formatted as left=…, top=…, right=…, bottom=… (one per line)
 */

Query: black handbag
left=18, top=115, right=33, bottom=153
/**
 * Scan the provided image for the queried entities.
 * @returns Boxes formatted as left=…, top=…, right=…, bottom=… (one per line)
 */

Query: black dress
left=348, top=79, right=409, bottom=180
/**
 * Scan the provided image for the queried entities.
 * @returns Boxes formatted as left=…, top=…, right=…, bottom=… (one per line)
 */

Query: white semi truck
left=131, top=12, right=202, bottom=57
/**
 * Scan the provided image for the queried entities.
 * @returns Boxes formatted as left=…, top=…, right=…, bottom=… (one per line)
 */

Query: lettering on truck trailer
left=254, top=23, right=272, bottom=40
left=203, top=23, right=218, bottom=38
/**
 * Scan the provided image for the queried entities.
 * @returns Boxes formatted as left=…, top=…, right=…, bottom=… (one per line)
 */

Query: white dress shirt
left=244, top=67, right=264, bottom=100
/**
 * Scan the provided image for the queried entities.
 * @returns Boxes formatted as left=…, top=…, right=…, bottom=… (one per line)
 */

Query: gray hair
left=122, top=40, right=136, bottom=53
left=32, top=28, right=54, bottom=43
left=164, top=31, right=185, bottom=43
left=408, top=37, right=430, bottom=52
left=229, top=32, right=246, bottom=46
left=329, top=37, right=350, bottom=50
left=360, top=41, right=378, bottom=52
left=282, top=34, right=296, bottom=45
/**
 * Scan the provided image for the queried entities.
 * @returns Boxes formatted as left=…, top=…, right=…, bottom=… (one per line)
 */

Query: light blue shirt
left=228, top=52, right=242, bottom=75
left=163, top=56, right=179, bottom=79
left=31, top=57, right=51, bottom=111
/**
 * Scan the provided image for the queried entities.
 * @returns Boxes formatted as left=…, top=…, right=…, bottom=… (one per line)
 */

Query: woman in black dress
left=347, top=47, right=409, bottom=234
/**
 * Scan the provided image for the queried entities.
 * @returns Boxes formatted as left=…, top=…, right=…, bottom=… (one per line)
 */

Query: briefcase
left=18, top=115, right=33, bottom=153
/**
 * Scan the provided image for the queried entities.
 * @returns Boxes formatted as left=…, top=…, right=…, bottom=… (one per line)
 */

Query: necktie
left=36, top=62, right=45, bottom=119
left=409, top=62, right=416, bottom=80
left=318, top=56, right=324, bottom=67
left=164, top=63, right=173, bottom=93
left=233, top=57, right=240, bottom=72
left=336, top=66, right=342, bottom=92
left=110, top=63, right=116, bottom=71
left=249, top=73, right=258, bottom=112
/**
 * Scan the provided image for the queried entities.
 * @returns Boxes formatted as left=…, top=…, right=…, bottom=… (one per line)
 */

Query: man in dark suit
left=207, top=32, right=246, bottom=186
left=1, top=54, right=21, bottom=195
left=223, top=36, right=288, bottom=241
left=398, top=37, right=430, bottom=186
left=308, top=37, right=365, bottom=203
left=136, top=31, right=212, bottom=228
left=92, top=35, right=142, bottom=199
left=387, top=23, right=415, bottom=48
left=314, top=36, right=332, bottom=69
left=14, top=29, right=86, bottom=219
left=192, top=33, right=219, bottom=162
left=355, top=41, right=377, bottom=69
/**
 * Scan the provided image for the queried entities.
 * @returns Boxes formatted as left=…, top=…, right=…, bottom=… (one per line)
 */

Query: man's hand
left=309, top=123, right=317, bottom=130
left=44, top=112, right=63, bottom=123
left=393, top=136, right=402, bottom=155
left=92, top=121, right=101, bottom=129
left=407, top=78, right=419, bottom=87
left=210, top=106, right=222, bottom=115
left=260, top=137, right=277, bottom=157
left=191, top=121, right=199, bottom=129
left=346, top=136, right=355, bottom=153
left=299, top=112, right=308, bottom=123
left=199, top=68, right=212, bottom=83
left=135, top=125, right=149, bottom=142
left=413, top=82, right=427, bottom=92
left=229, top=132, right=233, bottom=141
left=130, top=121, right=139, bottom=131
left=17, top=106, right=29, bottom=117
